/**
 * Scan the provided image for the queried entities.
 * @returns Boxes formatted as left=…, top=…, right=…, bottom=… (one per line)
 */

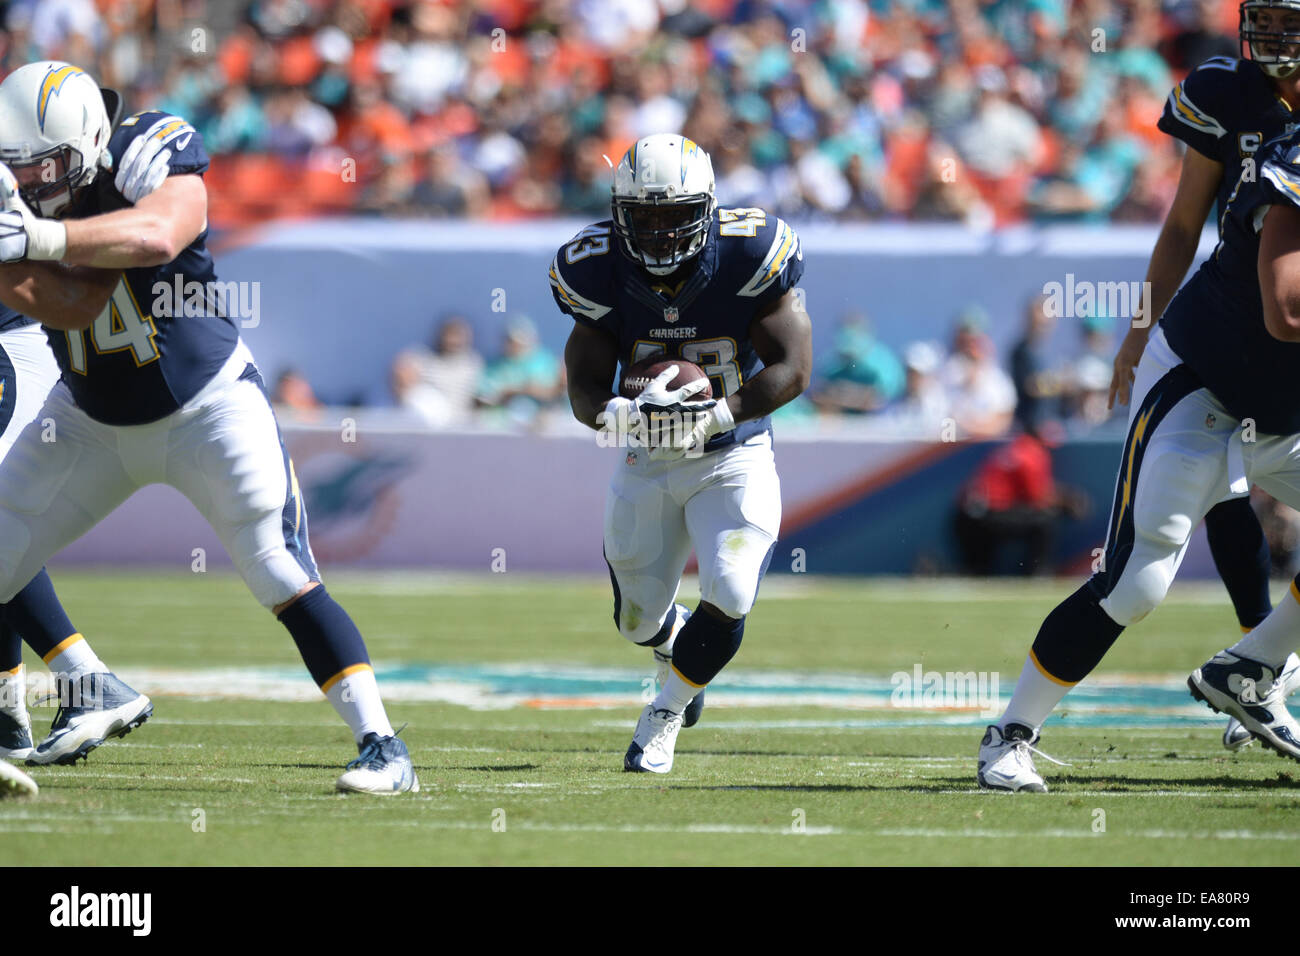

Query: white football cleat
left=977, top=723, right=1067, bottom=793
left=1222, top=653, right=1300, bottom=751
left=27, top=672, right=152, bottom=766
left=1223, top=718, right=1254, bottom=751
left=624, top=704, right=683, bottom=774
left=0, top=706, right=33, bottom=761
left=336, top=733, right=419, bottom=794
left=1191, top=651, right=1300, bottom=760
left=0, top=759, right=37, bottom=798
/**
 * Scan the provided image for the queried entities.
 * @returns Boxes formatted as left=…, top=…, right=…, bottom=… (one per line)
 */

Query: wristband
left=26, top=217, right=66, bottom=261
left=711, top=397, right=736, bottom=434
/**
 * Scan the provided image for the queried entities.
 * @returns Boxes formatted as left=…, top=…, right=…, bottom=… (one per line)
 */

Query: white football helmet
left=1241, top=0, right=1300, bottom=79
left=0, top=61, right=113, bottom=217
left=611, top=134, right=717, bottom=276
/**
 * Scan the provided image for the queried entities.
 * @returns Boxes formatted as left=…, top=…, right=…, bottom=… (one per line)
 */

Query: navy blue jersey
left=0, top=307, right=36, bottom=334
left=1162, top=129, right=1300, bottom=433
left=1158, top=56, right=1300, bottom=231
left=550, top=207, right=804, bottom=452
left=46, top=110, right=238, bottom=425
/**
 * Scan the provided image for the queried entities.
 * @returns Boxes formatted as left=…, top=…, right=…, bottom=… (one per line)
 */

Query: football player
left=980, top=117, right=1300, bottom=790
left=553, top=134, right=811, bottom=773
left=1108, top=0, right=1300, bottom=750
left=0, top=61, right=416, bottom=793
left=0, top=323, right=149, bottom=766
left=0, top=80, right=151, bottom=768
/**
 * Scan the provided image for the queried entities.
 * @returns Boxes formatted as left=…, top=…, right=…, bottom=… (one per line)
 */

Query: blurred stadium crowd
left=271, top=294, right=1121, bottom=443
left=0, top=0, right=1245, bottom=226
left=11, top=0, right=1292, bottom=573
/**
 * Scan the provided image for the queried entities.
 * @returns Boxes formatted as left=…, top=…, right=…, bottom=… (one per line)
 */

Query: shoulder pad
left=549, top=223, right=615, bottom=323
left=1162, top=57, right=1245, bottom=141
left=732, top=211, right=801, bottom=298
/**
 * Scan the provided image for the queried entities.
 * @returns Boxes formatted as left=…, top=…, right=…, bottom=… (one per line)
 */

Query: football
left=619, top=356, right=713, bottom=401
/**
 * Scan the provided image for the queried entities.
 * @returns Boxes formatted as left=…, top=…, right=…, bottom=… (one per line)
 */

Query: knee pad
left=231, top=535, right=313, bottom=610
left=606, top=559, right=678, bottom=645
left=700, top=574, right=757, bottom=621
left=1099, top=535, right=1177, bottom=627
left=700, top=540, right=774, bottom=620
left=616, top=600, right=675, bottom=646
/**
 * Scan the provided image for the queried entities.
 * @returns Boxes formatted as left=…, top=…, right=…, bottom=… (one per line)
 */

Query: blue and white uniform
left=1091, top=129, right=1300, bottom=626
left=48, top=110, right=238, bottom=425
left=1158, top=56, right=1300, bottom=228
left=0, top=111, right=317, bottom=608
left=551, top=207, right=802, bottom=640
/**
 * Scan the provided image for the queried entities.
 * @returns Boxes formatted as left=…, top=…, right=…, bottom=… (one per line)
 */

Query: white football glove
left=599, top=395, right=644, bottom=445
left=115, top=128, right=175, bottom=203
left=0, top=163, right=21, bottom=210
left=648, top=396, right=735, bottom=462
left=597, top=365, right=711, bottom=448
left=0, top=163, right=66, bottom=262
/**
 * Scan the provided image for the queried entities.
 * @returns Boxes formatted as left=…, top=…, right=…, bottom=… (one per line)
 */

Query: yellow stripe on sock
left=1028, top=648, right=1077, bottom=688
left=320, top=662, right=372, bottom=694
left=2, top=663, right=22, bottom=677
left=669, top=664, right=707, bottom=690
left=41, top=633, right=83, bottom=665
left=1290, top=579, right=1300, bottom=606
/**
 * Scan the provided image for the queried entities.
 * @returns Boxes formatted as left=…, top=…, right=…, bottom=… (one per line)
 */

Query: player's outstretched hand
left=115, top=133, right=173, bottom=203
left=1108, top=325, right=1149, bottom=410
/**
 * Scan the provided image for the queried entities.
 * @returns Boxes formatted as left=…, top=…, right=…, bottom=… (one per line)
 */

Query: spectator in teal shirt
left=478, top=316, right=565, bottom=425
left=811, top=312, right=906, bottom=414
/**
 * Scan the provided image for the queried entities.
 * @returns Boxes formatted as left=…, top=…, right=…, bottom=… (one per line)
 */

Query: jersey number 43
left=631, top=337, right=742, bottom=397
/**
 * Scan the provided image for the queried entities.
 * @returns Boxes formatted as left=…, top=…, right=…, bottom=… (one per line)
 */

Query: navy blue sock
left=1031, top=582, right=1125, bottom=684
left=0, top=620, right=20, bottom=672
left=671, top=609, right=745, bottom=687
left=276, top=586, right=370, bottom=688
left=1204, top=498, right=1273, bottom=629
left=5, top=568, right=77, bottom=659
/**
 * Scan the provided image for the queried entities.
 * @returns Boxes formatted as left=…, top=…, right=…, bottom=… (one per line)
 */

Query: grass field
left=4, top=569, right=1300, bottom=866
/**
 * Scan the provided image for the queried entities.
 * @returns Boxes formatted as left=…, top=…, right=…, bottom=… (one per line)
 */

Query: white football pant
left=0, top=339, right=317, bottom=608
left=1098, top=327, right=1300, bottom=626
left=0, top=324, right=60, bottom=461
left=603, top=431, right=781, bottom=643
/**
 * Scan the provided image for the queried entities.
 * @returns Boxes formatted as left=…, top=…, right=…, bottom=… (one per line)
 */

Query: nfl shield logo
left=1206, top=413, right=1216, bottom=429
left=626, top=452, right=638, bottom=465
left=663, top=306, right=679, bottom=324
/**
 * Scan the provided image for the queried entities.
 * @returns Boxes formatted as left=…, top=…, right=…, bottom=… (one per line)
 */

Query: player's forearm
left=569, top=380, right=614, bottom=431
left=0, top=262, right=118, bottom=329
left=726, top=360, right=810, bottom=424
left=61, top=209, right=184, bottom=268
left=1137, top=214, right=1203, bottom=329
